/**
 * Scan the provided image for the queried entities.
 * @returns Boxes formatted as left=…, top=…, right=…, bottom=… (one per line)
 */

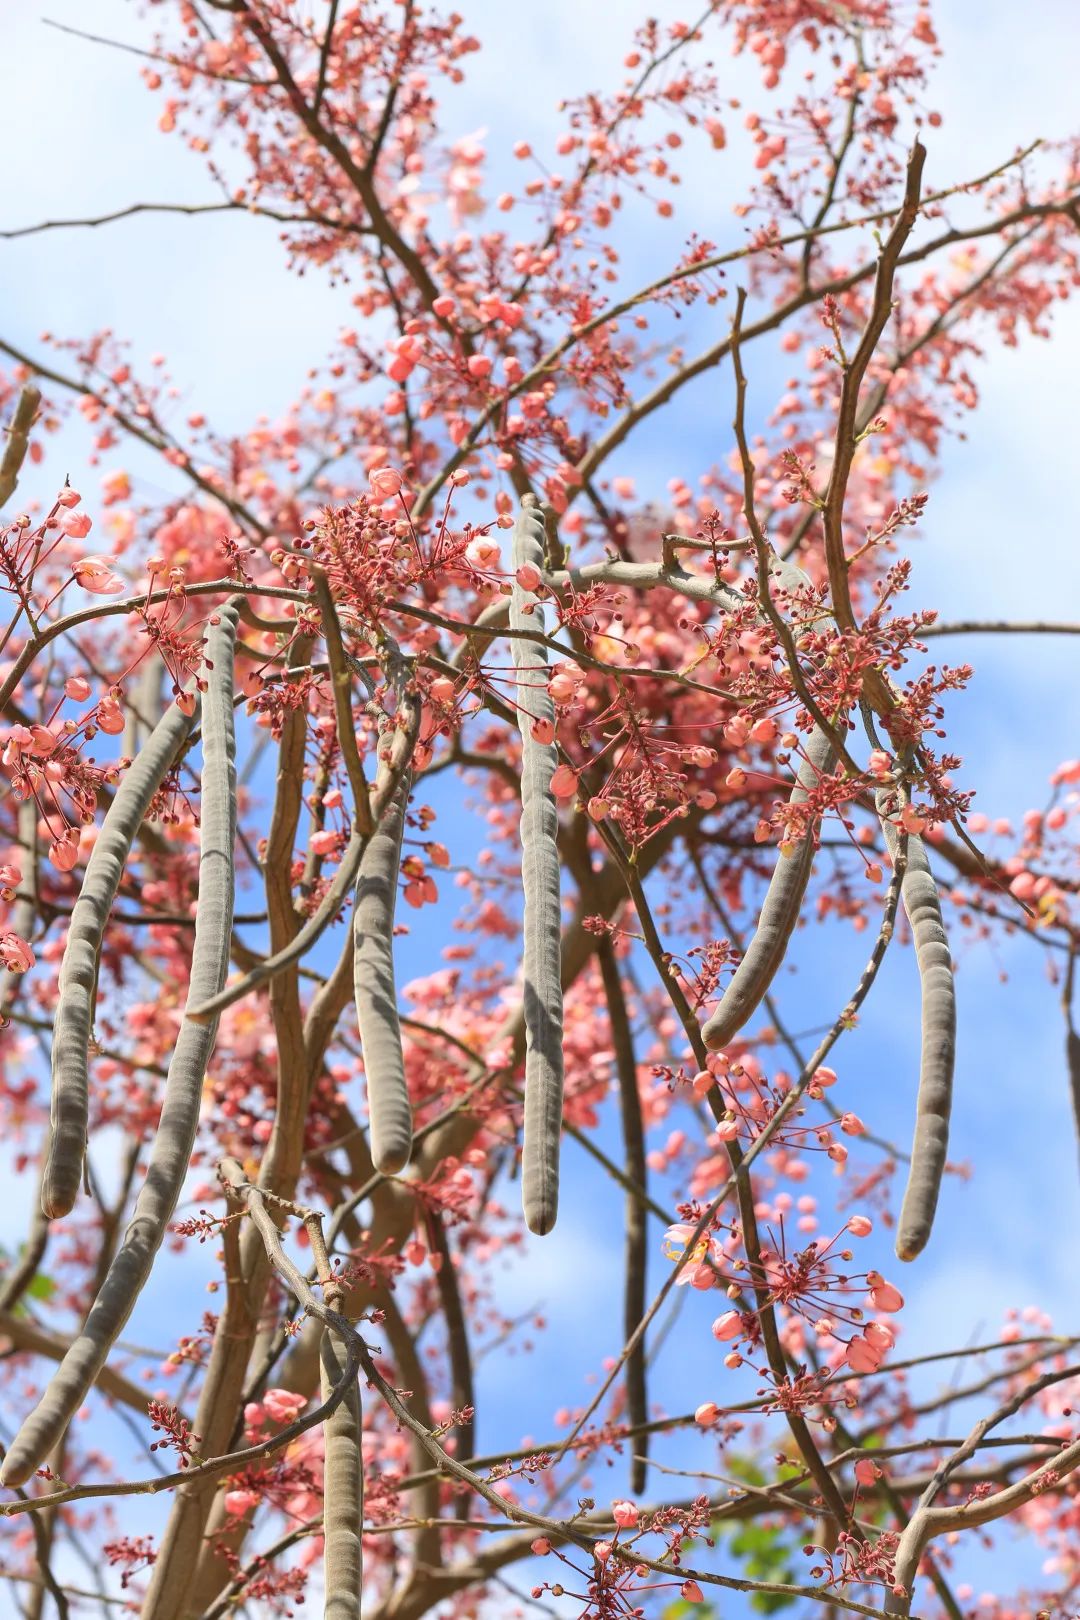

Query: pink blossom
left=515, top=563, right=542, bottom=592
left=57, top=486, right=81, bottom=508
left=530, top=1537, right=550, bottom=1555
left=465, top=537, right=500, bottom=570
left=263, top=1387, right=307, bottom=1425
left=845, top=1336, right=882, bottom=1374
left=611, top=1499, right=638, bottom=1528
left=50, top=838, right=80, bottom=873
left=854, top=1458, right=881, bottom=1486
left=529, top=717, right=555, bottom=746
left=681, top=1581, right=705, bottom=1603
left=74, top=556, right=125, bottom=594
left=0, top=933, right=34, bottom=973
left=594, top=1541, right=612, bottom=1564
left=369, top=466, right=403, bottom=502
left=711, top=1310, right=742, bottom=1342
left=550, top=764, right=578, bottom=799
left=866, top=1272, right=905, bottom=1313
left=839, top=1112, right=866, bottom=1136
left=61, top=510, right=93, bottom=539
left=847, top=1215, right=873, bottom=1237
left=663, top=1223, right=723, bottom=1288
left=65, top=675, right=91, bottom=701
left=694, top=1401, right=720, bottom=1427
left=96, top=699, right=126, bottom=735
left=223, top=1489, right=261, bottom=1516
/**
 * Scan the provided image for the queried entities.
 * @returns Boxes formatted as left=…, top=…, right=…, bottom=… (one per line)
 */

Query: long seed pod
left=42, top=683, right=198, bottom=1220
left=0, top=384, right=42, bottom=509
left=320, top=1328, right=363, bottom=1620
left=354, top=773, right=412, bottom=1175
left=0, top=603, right=238, bottom=1488
left=512, top=497, right=564, bottom=1235
left=702, top=724, right=835, bottom=1051
left=877, top=791, right=955, bottom=1262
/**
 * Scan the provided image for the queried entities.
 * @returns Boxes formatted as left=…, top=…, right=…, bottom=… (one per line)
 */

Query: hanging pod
left=702, top=724, right=835, bottom=1051
left=1, top=603, right=239, bottom=1487
left=877, top=788, right=956, bottom=1262
left=354, top=774, right=413, bottom=1175
left=42, top=683, right=198, bottom=1219
left=511, top=498, right=564, bottom=1235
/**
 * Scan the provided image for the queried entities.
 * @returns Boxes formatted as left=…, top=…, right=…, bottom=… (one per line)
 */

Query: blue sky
left=1, top=2, right=1079, bottom=1615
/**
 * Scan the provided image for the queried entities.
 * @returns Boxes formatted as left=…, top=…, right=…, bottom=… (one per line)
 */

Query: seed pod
left=0, top=604, right=238, bottom=1488
left=320, top=1328, right=363, bottom=1620
left=1068, top=1026, right=1080, bottom=1173
left=511, top=499, right=564, bottom=1235
left=0, top=384, right=42, bottom=509
left=354, top=773, right=412, bottom=1175
left=702, top=724, right=835, bottom=1051
left=877, top=791, right=956, bottom=1263
left=42, top=684, right=198, bottom=1219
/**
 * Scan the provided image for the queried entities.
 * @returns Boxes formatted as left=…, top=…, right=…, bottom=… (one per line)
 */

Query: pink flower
left=847, top=1215, right=873, bottom=1237
left=611, top=1499, right=638, bottom=1529
left=368, top=466, right=403, bottom=502
left=845, top=1336, right=882, bottom=1374
left=694, top=1401, right=720, bottom=1427
left=864, top=1321, right=895, bottom=1352
left=263, top=1387, right=306, bottom=1425
left=50, top=838, right=80, bottom=873
left=95, top=699, right=126, bottom=735
left=854, top=1458, right=881, bottom=1486
left=663, top=1224, right=723, bottom=1288
left=711, top=1310, right=742, bottom=1342
left=839, top=1112, right=865, bottom=1136
left=812, top=1065, right=837, bottom=1088
left=594, top=1541, right=612, bottom=1564
left=57, top=487, right=81, bottom=508
left=866, top=1272, right=904, bottom=1313
left=529, top=717, right=555, bottom=746
left=176, top=690, right=197, bottom=717
left=587, top=797, right=610, bottom=821
left=550, top=764, right=578, bottom=799
left=530, top=1537, right=550, bottom=1555
left=465, top=537, right=501, bottom=570
left=515, top=563, right=543, bottom=592
left=223, top=1489, right=261, bottom=1517
left=61, top=510, right=93, bottom=539
left=73, top=556, right=125, bottom=595
left=65, top=675, right=91, bottom=701
left=0, top=932, right=34, bottom=973
left=681, top=1581, right=705, bottom=1603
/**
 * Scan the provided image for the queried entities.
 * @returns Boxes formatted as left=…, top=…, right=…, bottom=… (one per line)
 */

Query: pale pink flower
left=61, top=510, right=93, bottom=539
left=95, top=699, right=126, bottom=735
left=681, top=1581, right=705, bottom=1603
left=711, top=1310, right=742, bottom=1342
left=611, top=1499, right=638, bottom=1529
left=529, top=717, right=555, bottom=746
left=663, top=1223, right=723, bottom=1289
left=847, top=1215, right=873, bottom=1237
left=65, top=675, right=91, bottom=701
left=263, top=1387, right=306, bottom=1425
left=57, top=486, right=81, bottom=508
left=224, top=1489, right=261, bottom=1516
left=465, top=537, right=500, bottom=570
left=368, top=466, right=403, bottom=502
left=866, top=1272, right=904, bottom=1314
left=550, top=764, right=578, bottom=799
left=854, top=1458, right=881, bottom=1486
left=812, top=1065, right=837, bottom=1088
left=864, top=1321, right=895, bottom=1352
left=530, top=1537, right=550, bottom=1555
left=845, top=1336, right=882, bottom=1374
left=0, top=933, right=34, bottom=973
left=594, top=1541, right=612, bottom=1564
left=74, top=555, right=125, bottom=594
left=839, top=1112, right=866, bottom=1136
left=50, top=837, right=80, bottom=872
left=515, top=563, right=542, bottom=591
left=694, top=1402, right=720, bottom=1427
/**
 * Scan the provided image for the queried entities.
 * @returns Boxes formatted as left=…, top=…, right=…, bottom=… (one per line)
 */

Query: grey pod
left=702, top=724, right=835, bottom=1051
left=354, top=774, right=412, bottom=1175
left=0, top=604, right=238, bottom=1488
left=511, top=500, right=564, bottom=1235
left=878, top=791, right=956, bottom=1262
left=42, top=686, right=198, bottom=1220
left=320, top=1329, right=363, bottom=1620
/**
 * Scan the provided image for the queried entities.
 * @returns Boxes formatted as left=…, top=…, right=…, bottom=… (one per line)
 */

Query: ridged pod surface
left=702, top=724, right=835, bottom=1051
left=320, top=1329, right=363, bottom=1620
left=0, top=604, right=238, bottom=1487
left=877, top=789, right=956, bottom=1262
left=42, top=687, right=198, bottom=1219
left=511, top=499, right=564, bottom=1235
left=354, top=773, right=413, bottom=1175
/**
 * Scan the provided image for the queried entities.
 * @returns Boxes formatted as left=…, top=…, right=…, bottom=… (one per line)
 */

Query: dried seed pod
left=0, top=604, right=238, bottom=1488
left=702, top=724, right=835, bottom=1051
left=512, top=499, right=564, bottom=1235
left=0, top=384, right=42, bottom=509
left=320, top=1328, right=363, bottom=1620
left=42, top=684, right=198, bottom=1220
left=877, top=790, right=955, bottom=1262
left=354, top=773, right=412, bottom=1175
